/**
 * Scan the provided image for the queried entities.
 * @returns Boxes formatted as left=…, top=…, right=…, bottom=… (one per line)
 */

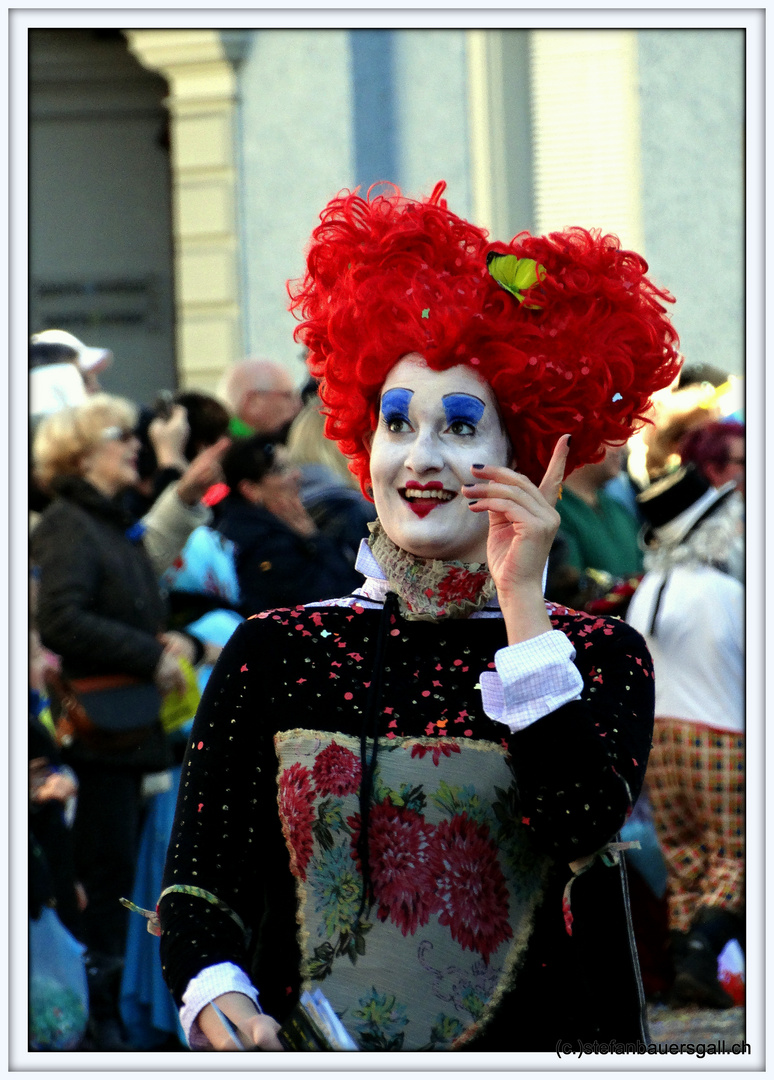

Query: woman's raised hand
left=148, top=405, right=191, bottom=472
left=462, top=434, right=571, bottom=643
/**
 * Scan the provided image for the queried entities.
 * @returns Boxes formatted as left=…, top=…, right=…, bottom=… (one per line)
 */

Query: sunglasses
left=101, top=426, right=136, bottom=443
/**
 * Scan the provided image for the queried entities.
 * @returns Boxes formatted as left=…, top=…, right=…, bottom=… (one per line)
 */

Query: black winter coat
left=217, top=496, right=363, bottom=617
left=31, top=477, right=167, bottom=680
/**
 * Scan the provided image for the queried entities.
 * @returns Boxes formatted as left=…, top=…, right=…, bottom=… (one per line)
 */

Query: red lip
left=400, top=480, right=456, bottom=517
left=406, top=501, right=438, bottom=518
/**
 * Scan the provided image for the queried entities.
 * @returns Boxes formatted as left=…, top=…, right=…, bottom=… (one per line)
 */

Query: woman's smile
left=401, top=480, right=457, bottom=516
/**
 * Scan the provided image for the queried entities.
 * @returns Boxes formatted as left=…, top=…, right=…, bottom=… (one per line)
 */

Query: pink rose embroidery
left=278, top=763, right=316, bottom=880
left=349, top=800, right=437, bottom=936
left=411, top=741, right=461, bottom=766
left=312, top=741, right=362, bottom=797
left=430, top=812, right=512, bottom=964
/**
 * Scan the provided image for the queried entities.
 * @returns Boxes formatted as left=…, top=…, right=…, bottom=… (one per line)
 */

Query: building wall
left=637, top=29, right=744, bottom=375
left=29, top=29, right=177, bottom=404
left=29, top=27, right=744, bottom=404
left=236, top=27, right=747, bottom=385
left=236, top=29, right=353, bottom=380
left=235, top=29, right=473, bottom=382
left=391, top=30, right=472, bottom=217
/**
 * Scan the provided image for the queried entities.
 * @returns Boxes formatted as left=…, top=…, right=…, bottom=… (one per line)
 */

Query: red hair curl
left=288, top=181, right=680, bottom=496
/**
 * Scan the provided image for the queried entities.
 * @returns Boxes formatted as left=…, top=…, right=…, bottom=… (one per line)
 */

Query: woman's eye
left=385, top=414, right=411, bottom=433
left=447, top=419, right=476, bottom=436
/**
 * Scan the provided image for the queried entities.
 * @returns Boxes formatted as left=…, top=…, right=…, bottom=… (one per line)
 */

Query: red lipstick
left=401, top=481, right=456, bottom=518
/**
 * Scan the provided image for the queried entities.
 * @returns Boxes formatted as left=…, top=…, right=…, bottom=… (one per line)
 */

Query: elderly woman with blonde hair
left=30, top=392, right=223, bottom=1050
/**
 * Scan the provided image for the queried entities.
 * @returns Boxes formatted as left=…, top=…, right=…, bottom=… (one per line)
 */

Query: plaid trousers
left=645, top=716, right=744, bottom=933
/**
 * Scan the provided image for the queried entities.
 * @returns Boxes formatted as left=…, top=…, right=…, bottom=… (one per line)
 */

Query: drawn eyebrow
left=442, top=393, right=486, bottom=426
left=380, top=387, right=414, bottom=417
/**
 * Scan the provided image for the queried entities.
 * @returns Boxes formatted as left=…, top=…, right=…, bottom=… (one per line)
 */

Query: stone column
left=124, top=29, right=247, bottom=392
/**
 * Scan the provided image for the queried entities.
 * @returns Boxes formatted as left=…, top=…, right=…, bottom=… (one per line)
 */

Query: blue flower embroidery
left=353, top=987, right=409, bottom=1050
left=312, top=843, right=361, bottom=940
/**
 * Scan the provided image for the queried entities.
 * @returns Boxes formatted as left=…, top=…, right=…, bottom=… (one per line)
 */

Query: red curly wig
left=288, top=181, right=680, bottom=496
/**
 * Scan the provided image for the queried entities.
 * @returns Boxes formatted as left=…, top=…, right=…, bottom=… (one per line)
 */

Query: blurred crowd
left=548, top=359, right=745, bottom=1011
left=28, top=331, right=745, bottom=1050
left=28, top=334, right=375, bottom=1050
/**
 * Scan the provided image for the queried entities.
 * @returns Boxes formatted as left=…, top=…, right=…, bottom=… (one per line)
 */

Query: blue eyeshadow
left=381, top=387, right=414, bottom=420
left=442, top=393, right=486, bottom=426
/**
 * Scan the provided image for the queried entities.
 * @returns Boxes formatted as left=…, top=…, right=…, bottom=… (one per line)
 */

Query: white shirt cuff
left=479, top=630, right=583, bottom=732
left=181, top=961, right=261, bottom=1049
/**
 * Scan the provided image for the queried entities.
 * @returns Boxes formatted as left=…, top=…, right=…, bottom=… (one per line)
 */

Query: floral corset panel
left=275, top=729, right=549, bottom=1050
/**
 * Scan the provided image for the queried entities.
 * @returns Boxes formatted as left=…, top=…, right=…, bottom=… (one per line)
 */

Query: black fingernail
left=468, top=500, right=479, bottom=505
left=472, top=463, right=485, bottom=470
left=566, top=435, right=572, bottom=446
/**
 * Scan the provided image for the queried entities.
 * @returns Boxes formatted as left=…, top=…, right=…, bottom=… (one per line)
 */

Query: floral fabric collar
left=366, top=520, right=495, bottom=621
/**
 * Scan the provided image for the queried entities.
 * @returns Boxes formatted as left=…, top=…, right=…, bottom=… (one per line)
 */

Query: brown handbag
left=46, top=671, right=163, bottom=754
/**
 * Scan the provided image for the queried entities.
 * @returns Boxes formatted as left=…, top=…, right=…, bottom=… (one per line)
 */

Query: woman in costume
left=158, top=182, right=680, bottom=1051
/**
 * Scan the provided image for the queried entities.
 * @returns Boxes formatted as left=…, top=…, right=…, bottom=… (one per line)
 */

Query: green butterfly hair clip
left=486, top=252, right=545, bottom=307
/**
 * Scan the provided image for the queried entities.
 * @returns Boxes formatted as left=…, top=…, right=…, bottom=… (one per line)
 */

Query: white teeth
left=403, top=489, right=455, bottom=501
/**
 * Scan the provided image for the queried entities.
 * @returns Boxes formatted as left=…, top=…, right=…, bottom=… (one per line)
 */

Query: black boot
left=84, top=951, right=133, bottom=1051
left=669, top=911, right=736, bottom=1009
left=692, top=906, right=745, bottom=954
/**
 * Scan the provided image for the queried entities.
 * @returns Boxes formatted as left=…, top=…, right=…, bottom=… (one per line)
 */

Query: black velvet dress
left=159, top=597, right=654, bottom=1051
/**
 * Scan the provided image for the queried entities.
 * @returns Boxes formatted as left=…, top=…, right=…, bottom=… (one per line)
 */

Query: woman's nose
left=404, top=429, right=443, bottom=473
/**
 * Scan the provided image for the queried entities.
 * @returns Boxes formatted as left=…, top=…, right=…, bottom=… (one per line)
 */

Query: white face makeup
left=368, top=354, right=512, bottom=562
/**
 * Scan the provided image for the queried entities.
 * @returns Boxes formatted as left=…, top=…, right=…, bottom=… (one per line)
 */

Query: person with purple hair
left=680, top=420, right=745, bottom=500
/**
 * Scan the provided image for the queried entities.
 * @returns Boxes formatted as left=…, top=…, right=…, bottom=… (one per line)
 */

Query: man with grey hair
left=218, top=358, right=302, bottom=442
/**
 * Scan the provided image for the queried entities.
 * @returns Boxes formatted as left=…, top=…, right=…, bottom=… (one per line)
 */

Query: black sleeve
left=158, top=619, right=292, bottom=1006
left=507, top=618, right=654, bottom=863
left=32, top=509, right=164, bottom=678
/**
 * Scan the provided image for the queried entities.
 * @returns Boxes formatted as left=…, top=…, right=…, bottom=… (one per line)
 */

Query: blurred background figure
left=605, top=363, right=744, bottom=522
left=29, top=576, right=85, bottom=944
left=625, top=362, right=725, bottom=490
left=546, top=443, right=643, bottom=615
left=627, top=465, right=744, bottom=1009
left=216, top=357, right=302, bottom=442
left=285, top=396, right=374, bottom=569
left=30, top=335, right=86, bottom=423
left=29, top=393, right=215, bottom=1050
left=29, top=330, right=114, bottom=514
left=31, top=328, right=113, bottom=395
left=679, top=420, right=745, bottom=500
left=217, top=435, right=361, bottom=615
left=555, top=443, right=643, bottom=578
left=128, top=390, right=231, bottom=518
